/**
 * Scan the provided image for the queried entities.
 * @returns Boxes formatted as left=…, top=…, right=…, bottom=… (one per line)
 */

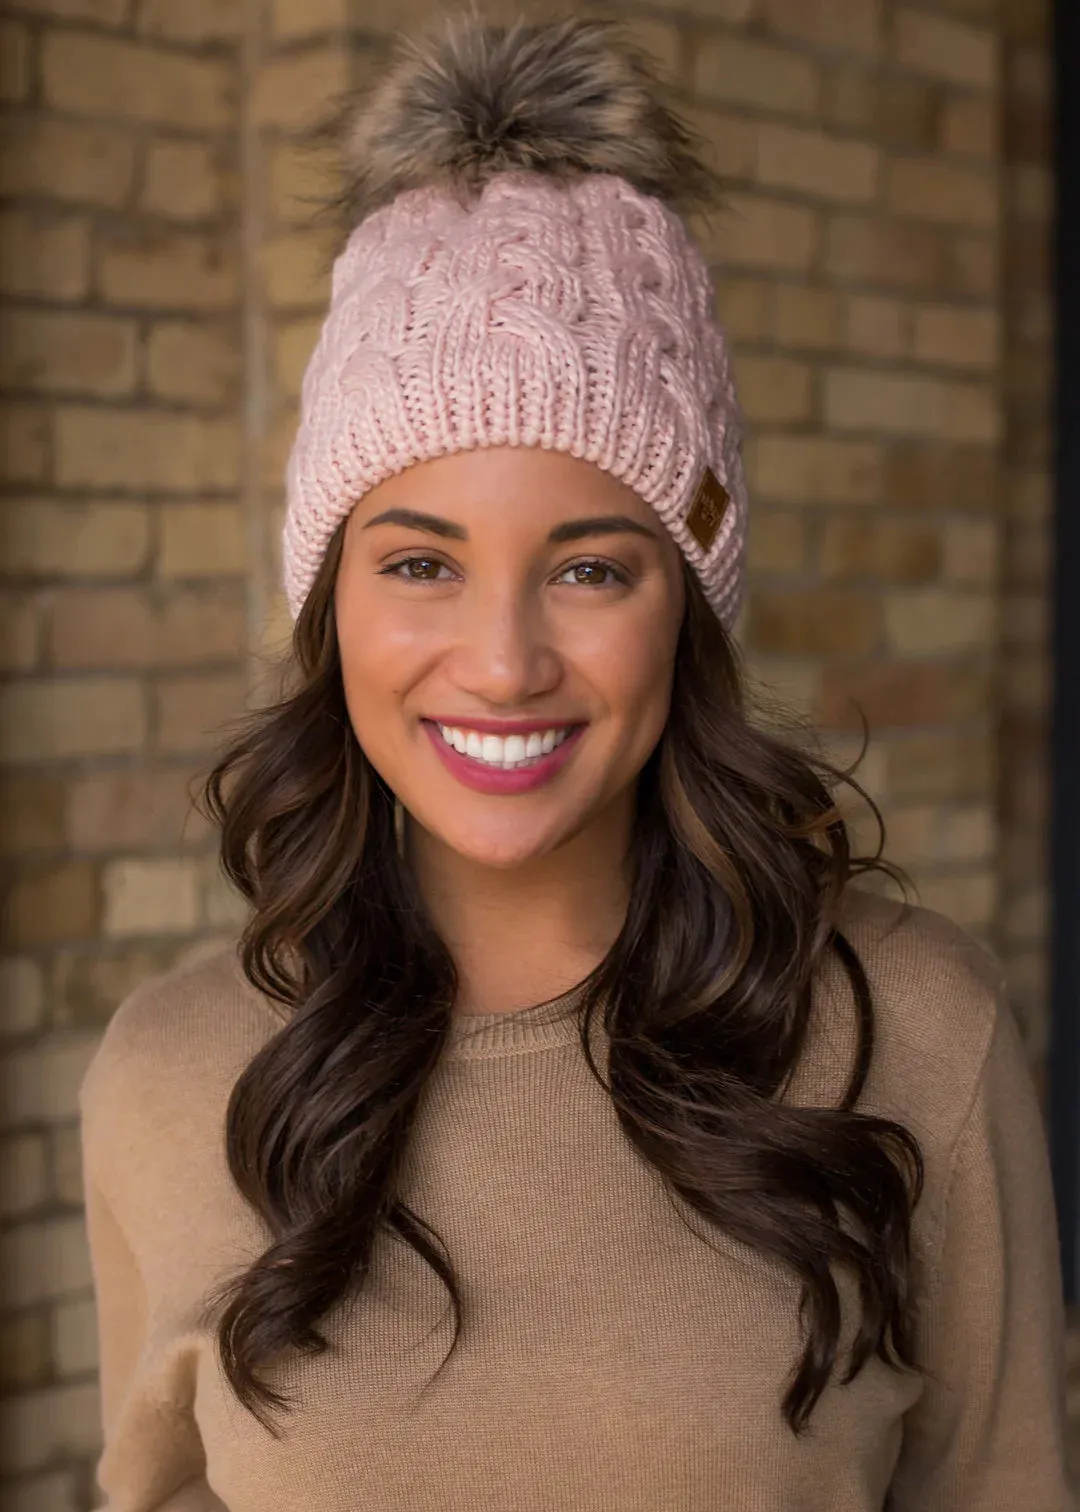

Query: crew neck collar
left=444, top=979, right=595, bottom=1060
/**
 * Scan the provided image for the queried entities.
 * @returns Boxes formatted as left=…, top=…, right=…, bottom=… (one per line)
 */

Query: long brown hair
left=197, top=521, right=924, bottom=1439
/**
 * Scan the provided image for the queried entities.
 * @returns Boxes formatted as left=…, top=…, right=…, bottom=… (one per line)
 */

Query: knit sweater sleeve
left=885, top=986, right=1074, bottom=1511
left=80, top=1000, right=230, bottom=1512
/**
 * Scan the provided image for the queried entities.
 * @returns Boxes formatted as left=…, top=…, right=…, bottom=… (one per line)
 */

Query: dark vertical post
left=1051, top=0, right=1080, bottom=1303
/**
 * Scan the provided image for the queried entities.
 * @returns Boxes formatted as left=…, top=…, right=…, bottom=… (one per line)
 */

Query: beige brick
left=99, top=228, right=236, bottom=311
left=941, top=94, right=997, bottom=159
left=618, top=17, right=681, bottom=81
left=0, top=958, right=46, bottom=1037
left=273, top=0, right=348, bottom=34
left=750, top=587, right=881, bottom=657
left=746, top=509, right=808, bottom=574
left=945, top=518, right=998, bottom=585
left=0, top=500, right=150, bottom=578
left=252, top=47, right=350, bottom=130
left=0, top=310, right=137, bottom=398
left=68, top=767, right=209, bottom=852
left=262, top=231, right=333, bottom=310
left=772, top=283, right=841, bottom=350
left=0, top=775, right=64, bottom=857
left=275, top=316, right=321, bottom=399
left=0, top=1314, right=50, bottom=1393
left=846, top=294, right=910, bottom=358
left=674, top=108, right=753, bottom=192
left=945, top=232, right=999, bottom=301
left=1008, top=162, right=1053, bottom=223
left=3, top=861, right=99, bottom=948
left=0, top=1380, right=101, bottom=1475
left=49, top=586, right=245, bottom=670
left=160, top=502, right=245, bottom=577
left=143, top=139, right=227, bottom=222
left=894, top=8, right=997, bottom=88
left=0, top=592, right=41, bottom=673
left=16, top=0, right=127, bottom=18
left=50, top=942, right=182, bottom=1028
left=146, top=322, right=238, bottom=406
left=0, top=1039, right=98, bottom=1130
left=820, top=517, right=942, bottom=581
left=0, top=678, right=144, bottom=764
left=754, top=123, right=879, bottom=204
left=764, top=0, right=881, bottom=55
left=56, top=408, right=239, bottom=491
left=0, top=406, right=50, bottom=485
left=42, top=32, right=231, bottom=130
left=883, top=587, right=995, bottom=654
left=825, top=212, right=941, bottom=290
left=733, top=355, right=812, bottom=424
left=0, top=20, right=32, bottom=104
left=703, top=193, right=819, bottom=271
left=0, top=118, right=135, bottom=207
left=917, top=871, right=996, bottom=929
left=53, top=1294, right=99, bottom=1379
left=714, top=277, right=771, bottom=342
left=888, top=804, right=994, bottom=867
left=0, top=1132, right=49, bottom=1218
left=200, top=856, right=249, bottom=930
left=885, top=731, right=992, bottom=802
left=5, top=1467, right=83, bottom=1512
left=52, top=1124, right=84, bottom=1206
left=691, top=35, right=819, bottom=116
left=913, top=304, right=999, bottom=370
left=886, top=158, right=998, bottom=228
left=0, top=209, right=90, bottom=301
left=269, top=139, right=338, bottom=228
left=749, top=435, right=883, bottom=504
left=154, top=672, right=247, bottom=755
left=102, top=857, right=201, bottom=937
left=139, top=0, right=244, bottom=40
left=743, top=654, right=820, bottom=720
left=824, top=368, right=999, bottom=443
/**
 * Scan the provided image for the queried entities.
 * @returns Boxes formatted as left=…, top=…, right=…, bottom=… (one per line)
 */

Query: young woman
left=79, top=12, right=1072, bottom=1510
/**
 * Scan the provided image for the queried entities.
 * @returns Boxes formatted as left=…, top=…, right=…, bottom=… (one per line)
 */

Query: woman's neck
left=409, top=798, right=633, bottom=1015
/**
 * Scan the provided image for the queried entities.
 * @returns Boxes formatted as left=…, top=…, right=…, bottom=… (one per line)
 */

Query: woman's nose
left=446, top=586, right=562, bottom=707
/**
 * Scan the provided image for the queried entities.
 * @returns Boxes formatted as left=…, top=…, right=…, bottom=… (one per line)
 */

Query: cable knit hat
left=284, top=10, right=749, bottom=628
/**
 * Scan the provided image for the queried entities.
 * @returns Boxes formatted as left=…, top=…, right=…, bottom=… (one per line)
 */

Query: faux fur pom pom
left=335, top=6, right=723, bottom=230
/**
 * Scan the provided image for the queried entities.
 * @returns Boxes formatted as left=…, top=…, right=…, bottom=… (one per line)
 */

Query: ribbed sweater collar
left=443, top=980, right=591, bottom=1060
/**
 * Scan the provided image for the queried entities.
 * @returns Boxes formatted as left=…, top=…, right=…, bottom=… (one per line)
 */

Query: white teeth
left=503, top=735, right=526, bottom=764
left=435, top=724, right=574, bottom=770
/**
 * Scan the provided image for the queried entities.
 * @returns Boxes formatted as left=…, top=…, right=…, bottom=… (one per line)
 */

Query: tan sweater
left=78, top=889, right=1074, bottom=1511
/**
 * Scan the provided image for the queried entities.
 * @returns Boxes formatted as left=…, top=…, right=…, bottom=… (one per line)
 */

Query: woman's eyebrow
left=362, top=507, right=658, bottom=544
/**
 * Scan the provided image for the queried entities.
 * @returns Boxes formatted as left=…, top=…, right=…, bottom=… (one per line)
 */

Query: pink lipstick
left=421, top=719, right=585, bottom=795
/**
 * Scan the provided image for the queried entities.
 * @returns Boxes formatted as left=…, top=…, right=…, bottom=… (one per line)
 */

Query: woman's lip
left=422, top=719, right=585, bottom=795
left=423, top=716, right=586, bottom=735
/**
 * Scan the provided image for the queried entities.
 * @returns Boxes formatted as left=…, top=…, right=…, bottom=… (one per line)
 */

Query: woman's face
left=334, top=446, right=686, bottom=870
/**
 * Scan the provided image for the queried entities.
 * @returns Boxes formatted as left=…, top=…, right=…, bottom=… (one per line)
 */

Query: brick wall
left=0, top=0, right=1068, bottom=1503
left=0, top=0, right=247, bottom=1504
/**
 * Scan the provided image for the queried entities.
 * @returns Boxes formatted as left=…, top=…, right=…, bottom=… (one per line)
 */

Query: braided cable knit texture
left=284, top=170, right=748, bottom=626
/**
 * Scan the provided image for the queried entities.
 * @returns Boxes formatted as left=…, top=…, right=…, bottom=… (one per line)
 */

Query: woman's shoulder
left=805, top=885, right=1009, bottom=1142
left=78, top=942, right=286, bottom=1155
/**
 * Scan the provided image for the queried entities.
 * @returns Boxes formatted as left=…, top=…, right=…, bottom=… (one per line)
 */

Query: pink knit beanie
left=284, top=12, right=748, bottom=629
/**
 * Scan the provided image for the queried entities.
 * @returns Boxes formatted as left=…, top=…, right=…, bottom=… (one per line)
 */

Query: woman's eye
left=382, top=556, right=452, bottom=582
left=556, top=560, right=627, bottom=588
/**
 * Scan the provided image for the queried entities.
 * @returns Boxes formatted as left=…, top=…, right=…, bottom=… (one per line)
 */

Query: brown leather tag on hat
left=687, top=465, right=730, bottom=552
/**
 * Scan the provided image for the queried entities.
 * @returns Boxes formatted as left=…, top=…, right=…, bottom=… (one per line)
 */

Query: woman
left=79, top=11, right=1072, bottom=1510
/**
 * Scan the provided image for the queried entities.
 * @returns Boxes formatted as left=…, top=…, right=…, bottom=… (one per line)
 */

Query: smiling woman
left=75, top=10, right=1072, bottom=1512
